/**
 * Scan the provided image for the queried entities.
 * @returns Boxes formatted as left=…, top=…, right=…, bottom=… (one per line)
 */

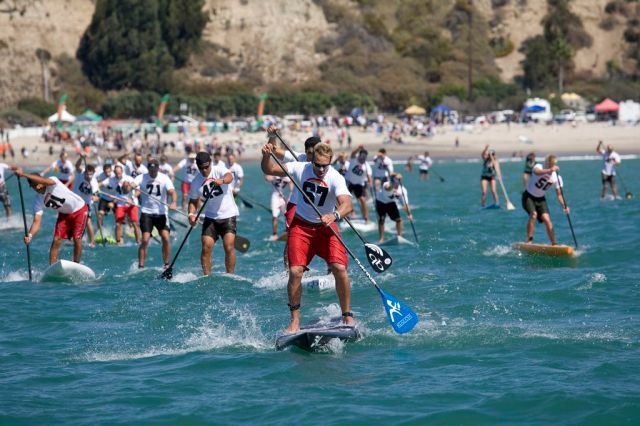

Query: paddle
left=159, top=194, right=211, bottom=280
left=616, top=169, right=633, bottom=199
left=93, top=203, right=107, bottom=246
left=397, top=177, right=419, bottom=243
left=558, top=175, right=578, bottom=249
left=234, top=193, right=254, bottom=208
left=266, top=137, right=418, bottom=334
left=432, top=170, right=445, bottom=183
left=273, top=132, right=392, bottom=273
left=492, top=157, right=516, bottom=210
left=16, top=176, right=33, bottom=281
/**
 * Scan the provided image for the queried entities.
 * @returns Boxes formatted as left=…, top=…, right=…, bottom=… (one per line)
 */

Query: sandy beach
left=4, top=121, right=638, bottom=169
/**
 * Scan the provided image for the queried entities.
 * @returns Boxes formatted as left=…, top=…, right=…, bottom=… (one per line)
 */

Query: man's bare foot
left=284, top=319, right=300, bottom=334
left=342, top=312, right=355, bottom=326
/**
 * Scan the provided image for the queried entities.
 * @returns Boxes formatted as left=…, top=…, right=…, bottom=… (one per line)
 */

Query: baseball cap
left=188, top=153, right=197, bottom=159
left=148, top=159, right=159, bottom=169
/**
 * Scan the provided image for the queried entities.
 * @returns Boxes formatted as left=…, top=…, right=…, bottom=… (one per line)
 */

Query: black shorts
left=98, top=198, right=114, bottom=214
left=601, top=173, right=615, bottom=184
left=419, top=169, right=429, bottom=176
left=348, top=183, right=366, bottom=198
left=0, top=186, right=10, bottom=207
left=202, top=216, right=237, bottom=241
left=481, top=175, right=494, bottom=182
left=522, top=191, right=548, bottom=223
left=375, top=200, right=401, bottom=223
left=140, top=213, right=169, bottom=234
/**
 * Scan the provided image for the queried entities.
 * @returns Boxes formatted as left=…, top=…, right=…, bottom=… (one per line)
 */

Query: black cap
left=195, top=152, right=211, bottom=166
left=304, top=136, right=322, bottom=150
left=148, top=159, right=159, bottom=169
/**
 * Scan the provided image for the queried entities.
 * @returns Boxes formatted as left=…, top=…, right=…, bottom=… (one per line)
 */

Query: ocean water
left=1, top=157, right=639, bottom=425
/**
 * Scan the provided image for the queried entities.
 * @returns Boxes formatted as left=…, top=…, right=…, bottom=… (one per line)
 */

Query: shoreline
left=3, top=121, right=638, bottom=169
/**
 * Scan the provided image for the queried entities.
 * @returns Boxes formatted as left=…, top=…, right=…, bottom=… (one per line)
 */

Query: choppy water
left=1, top=157, right=639, bottom=424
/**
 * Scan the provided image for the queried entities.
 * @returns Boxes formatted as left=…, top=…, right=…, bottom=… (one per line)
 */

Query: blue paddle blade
left=378, top=287, right=418, bottom=334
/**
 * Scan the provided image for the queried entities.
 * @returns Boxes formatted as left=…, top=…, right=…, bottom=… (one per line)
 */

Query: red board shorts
left=54, top=204, right=89, bottom=240
left=285, top=202, right=296, bottom=228
left=115, top=204, right=139, bottom=224
left=181, top=181, right=191, bottom=196
left=287, top=217, right=348, bottom=269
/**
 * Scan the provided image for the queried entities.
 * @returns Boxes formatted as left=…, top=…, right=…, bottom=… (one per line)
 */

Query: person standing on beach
left=480, top=145, right=500, bottom=207
left=522, top=152, right=536, bottom=188
left=135, top=159, right=177, bottom=269
left=40, top=151, right=75, bottom=189
left=12, top=167, right=89, bottom=264
left=521, top=155, right=569, bottom=245
left=261, top=142, right=355, bottom=333
left=0, top=162, right=13, bottom=218
left=188, top=152, right=239, bottom=275
left=375, top=173, right=411, bottom=243
left=596, top=141, right=621, bottom=199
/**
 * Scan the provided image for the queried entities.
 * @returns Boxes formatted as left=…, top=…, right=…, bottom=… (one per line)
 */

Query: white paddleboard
left=378, top=235, right=417, bottom=247
left=340, top=218, right=377, bottom=233
left=41, top=260, right=96, bottom=283
left=275, top=317, right=362, bottom=351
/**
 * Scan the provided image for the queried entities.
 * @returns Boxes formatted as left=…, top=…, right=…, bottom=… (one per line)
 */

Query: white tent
left=48, top=109, right=76, bottom=123
left=618, top=100, right=640, bottom=124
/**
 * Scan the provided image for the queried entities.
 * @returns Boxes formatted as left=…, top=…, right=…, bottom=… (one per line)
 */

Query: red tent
left=594, top=98, right=619, bottom=113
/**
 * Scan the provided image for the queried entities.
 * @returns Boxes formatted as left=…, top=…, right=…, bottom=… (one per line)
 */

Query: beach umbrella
left=404, top=105, right=426, bottom=115
left=431, top=104, right=451, bottom=113
left=524, top=104, right=545, bottom=113
left=76, top=108, right=103, bottom=122
left=47, top=109, right=76, bottom=123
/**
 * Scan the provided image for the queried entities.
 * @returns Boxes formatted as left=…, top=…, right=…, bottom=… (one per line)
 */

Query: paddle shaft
left=615, top=168, right=632, bottom=197
left=558, top=178, right=578, bottom=249
left=432, top=169, right=445, bottom=182
left=492, top=157, right=515, bottom=209
left=161, top=193, right=211, bottom=278
left=397, top=178, right=419, bottom=243
left=16, top=177, right=32, bottom=281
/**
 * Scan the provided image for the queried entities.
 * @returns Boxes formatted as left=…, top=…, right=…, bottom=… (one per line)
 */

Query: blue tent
left=431, top=104, right=451, bottom=113
left=523, top=104, right=545, bottom=113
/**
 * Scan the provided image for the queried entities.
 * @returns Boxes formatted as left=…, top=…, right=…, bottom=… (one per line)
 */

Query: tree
left=76, top=0, right=175, bottom=92
left=158, top=0, right=208, bottom=68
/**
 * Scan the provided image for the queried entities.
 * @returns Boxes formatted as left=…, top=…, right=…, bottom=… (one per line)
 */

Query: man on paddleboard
left=188, top=152, right=239, bottom=275
left=13, top=167, right=89, bottom=264
left=261, top=142, right=355, bottom=333
left=0, top=162, right=13, bottom=218
left=480, top=145, right=500, bottom=207
left=521, top=155, right=569, bottom=245
left=596, top=141, right=621, bottom=200
left=374, top=173, right=411, bottom=243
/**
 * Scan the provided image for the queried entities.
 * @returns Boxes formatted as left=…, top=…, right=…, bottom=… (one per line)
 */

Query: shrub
left=17, top=98, right=56, bottom=119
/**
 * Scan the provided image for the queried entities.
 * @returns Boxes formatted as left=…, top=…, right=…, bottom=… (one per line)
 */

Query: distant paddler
left=0, top=162, right=13, bottom=218
left=374, top=172, right=411, bottom=244
left=521, top=155, right=569, bottom=245
left=480, top=145, right=500, bottom=207
left=12, top=167, right=89, bottom=264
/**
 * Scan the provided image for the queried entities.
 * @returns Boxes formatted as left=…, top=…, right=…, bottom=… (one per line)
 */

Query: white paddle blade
left=506, top=202, right=516, bottom=211
left=378, top=288, right=418, bottom=334
left=364, top=243, right=393, bottom=273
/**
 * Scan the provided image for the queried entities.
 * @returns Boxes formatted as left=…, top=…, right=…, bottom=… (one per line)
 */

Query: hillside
left=0, top=0, right=633, bottom=109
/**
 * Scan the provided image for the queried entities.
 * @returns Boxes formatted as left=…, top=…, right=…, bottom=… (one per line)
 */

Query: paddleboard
left=302, top=273, right=335, bottom=290
left=512, top=242, right=575, bottom=257
left=41, top=259, right=96, bottom=283
left=379, top=235, right=417, bottom=247
left=482, top=204, right=501, bottom=210
left=275, top=317, right=361, bottom=351
left=340, top=218, right=376, bottom=233
left=95, top=235, right=117, bottom=245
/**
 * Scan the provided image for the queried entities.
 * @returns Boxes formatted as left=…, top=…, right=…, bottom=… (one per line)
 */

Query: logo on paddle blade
left=365, top=243, right=392, bottom=272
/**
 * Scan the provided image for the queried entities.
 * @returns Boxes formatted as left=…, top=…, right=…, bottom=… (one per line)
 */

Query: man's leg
left=49, top=237, right=63, bottom=264
left=222, top=232, right=236, bottom=273
left=285, top=265, right=304, bottom=333
left=329, top=262, right=354, bottom=325
left=72, top=238, right=82, bottom=262
left=160, top=228, right=171, bottom=266
left=200, top=235, right=215, bottom=276
left=541, top=213, right=557, bottom=245
left=138, top=232, right=151, bottom=268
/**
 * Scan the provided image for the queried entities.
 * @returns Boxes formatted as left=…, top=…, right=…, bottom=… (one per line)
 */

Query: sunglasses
left=313, top=162, right=330, bottom=170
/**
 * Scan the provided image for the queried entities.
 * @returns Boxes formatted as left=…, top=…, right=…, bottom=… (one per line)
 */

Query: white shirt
left=376, top=183, right=408, bottom=205
left=345, top=160, right=372, bottom=186
left=158, top=162, right=174, bottom=177
left=373, top=155, right=393, bottom=179
left=189, top=164, right=239, bottom=220
left=332, top=160, right=349, bottom=176
left=33, top=177, right=86, bottom=215
left=284, top=150, right=307, bottom=162
left=526, top=164, right=561, bottom=198
left=227, top=163, right=244, bottom=192
left=0, top=163, right=9, bottom=186
left=104, top=175, right=137, bottom=206
left=129, top=163, right=148, bottom=179
left=50, top=159, right=75, bottom=181
left=96, top=171, right=114, bottom=200
left=177, top=158, right=199, bottom=182
left=599, top=149, right=621, bottom=176
left=286, top=162, right=350, bottom=223
left=134, top=173, right=175, bottom=215
left=417, top=155, right=433, bottom=171
left=72, top=174, right=99, bottom=205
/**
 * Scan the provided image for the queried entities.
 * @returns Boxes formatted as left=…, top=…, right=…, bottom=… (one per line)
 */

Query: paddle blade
left=378, top=287, right=418, bottom=334
left=235, top=235, right=250, bottom=253
left=364, top=243, right=393, bottom=273
left=625, top=192, right=633, bottom=199
left=160, top=267, right=173, bottom=280
left=506, top=201, right=516, bottom=211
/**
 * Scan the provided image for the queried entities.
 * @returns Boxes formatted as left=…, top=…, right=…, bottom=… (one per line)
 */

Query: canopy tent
left=594, top=98, right=619, bottom=113
left=523, top=104, right=545, bottom=113
left=76, top=108, right=103, bottom=122
left=404, top=105, right=426, bottom=115
left=47, top=109, right=76, bottom=123
left=431, top=104, right=451, bottom=113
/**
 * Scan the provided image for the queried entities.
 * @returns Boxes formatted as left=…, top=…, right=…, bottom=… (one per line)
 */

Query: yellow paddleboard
left=512, top=242, right=575, bottom=257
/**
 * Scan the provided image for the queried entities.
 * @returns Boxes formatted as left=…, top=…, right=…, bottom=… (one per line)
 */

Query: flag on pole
left=156, top=94, right=170, bottom=126
left=256, top=93, right=268, bottom=128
